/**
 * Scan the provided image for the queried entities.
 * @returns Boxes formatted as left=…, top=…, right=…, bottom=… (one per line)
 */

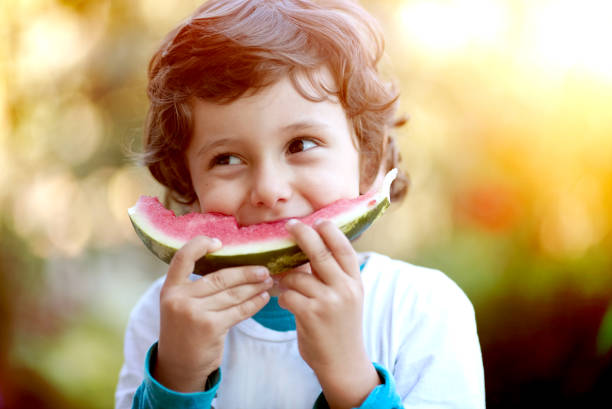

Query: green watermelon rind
left=129, top=198, right=389, bottom=275
left=129, top=168, right=397, bottom=275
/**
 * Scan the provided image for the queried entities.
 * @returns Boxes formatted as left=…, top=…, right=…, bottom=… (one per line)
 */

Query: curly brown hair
left=142, top=0, right=409, bottom=206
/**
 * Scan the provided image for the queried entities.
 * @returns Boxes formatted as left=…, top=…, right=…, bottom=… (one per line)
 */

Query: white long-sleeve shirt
left=115, top=252, right=485, bottom=409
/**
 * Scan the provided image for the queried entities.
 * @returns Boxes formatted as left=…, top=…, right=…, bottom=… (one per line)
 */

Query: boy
left=116, top=0, right=485, bottom=408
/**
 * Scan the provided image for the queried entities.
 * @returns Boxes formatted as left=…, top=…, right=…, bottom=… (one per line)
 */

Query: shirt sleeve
left=392, top=268, right=486, bottom=408
left=360, top=256, right=485, bottom=409
left=131, top=342, right=220, bottom=409
left=311, top=363, right=403, bottom=409
left=115, top=278, right=164, bottom=409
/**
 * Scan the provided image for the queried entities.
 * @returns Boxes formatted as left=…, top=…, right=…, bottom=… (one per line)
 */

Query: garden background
left=1, top=0, right=611, bottom=408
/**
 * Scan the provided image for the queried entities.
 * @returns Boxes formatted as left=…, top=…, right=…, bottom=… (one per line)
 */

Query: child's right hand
left=153, top=236, right=273, bottom=393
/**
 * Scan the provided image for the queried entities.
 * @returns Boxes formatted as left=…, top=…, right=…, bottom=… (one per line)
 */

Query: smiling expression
left=185, top=74, right=361, bottom=226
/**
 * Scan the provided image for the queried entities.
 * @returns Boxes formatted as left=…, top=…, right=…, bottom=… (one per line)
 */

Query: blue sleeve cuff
left=133, top=342, right=221, bottom=409
left=312, top=362, right=403, bottom=409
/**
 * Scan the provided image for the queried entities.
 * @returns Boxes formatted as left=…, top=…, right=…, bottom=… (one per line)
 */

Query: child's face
left=185, top=75, right=361, bottom=226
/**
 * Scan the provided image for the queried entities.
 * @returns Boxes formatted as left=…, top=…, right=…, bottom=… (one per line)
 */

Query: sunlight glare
left=524, top=0, right=612, bottom=81
left=397, top=0, right=508, bottom=56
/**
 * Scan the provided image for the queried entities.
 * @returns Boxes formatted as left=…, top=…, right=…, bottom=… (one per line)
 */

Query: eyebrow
left=196, top=120, right=331, bottom=157
left=280, top=120, right=330, bottom=133
left=196, top=138, right=234, bottom=158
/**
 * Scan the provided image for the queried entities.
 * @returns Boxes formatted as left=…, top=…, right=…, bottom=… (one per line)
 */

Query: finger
left=202, top=277, right=274, bottom=311
left=278, top=288, right=311, bottom=316
left=166, top=236, right=222, bottom=286
left=218, top=291, right=271, bottom=330
left=285, top=219, right=340, bottom=285
left=189, top=265, right=270, bottom=297
left=279, top=270, right=325, bottom=299
left=314, top=219, right=360, bottom=278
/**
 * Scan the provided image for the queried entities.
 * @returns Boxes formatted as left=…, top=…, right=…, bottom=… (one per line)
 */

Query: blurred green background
left=1, top=0, right=611, bottom=408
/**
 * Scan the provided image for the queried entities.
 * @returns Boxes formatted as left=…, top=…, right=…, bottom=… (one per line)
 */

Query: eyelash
left=209, top=153, right=242, bottom=168
left=287, top=137, right=319, bottom=154
left=208, top=137, right=320, bottom=168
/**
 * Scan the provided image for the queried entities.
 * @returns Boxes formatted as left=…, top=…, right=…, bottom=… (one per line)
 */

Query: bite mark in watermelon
left=128, top=169, right=397, bottom=275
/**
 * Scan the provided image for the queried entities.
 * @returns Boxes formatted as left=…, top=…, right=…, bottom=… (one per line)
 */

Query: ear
left=167, top=199, right=200, bottom=216
left=360, top=165, right=386, bottom=194
left=359, top=135, right=389, bottom=194
left=189, top=199, right=201, bottom=213
left=167, top=192, right=201, bottom=215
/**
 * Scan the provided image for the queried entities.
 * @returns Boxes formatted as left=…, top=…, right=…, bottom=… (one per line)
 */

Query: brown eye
left=212, top=154, right=242, bottom=167
left=287, top=138, right=317, bottom=154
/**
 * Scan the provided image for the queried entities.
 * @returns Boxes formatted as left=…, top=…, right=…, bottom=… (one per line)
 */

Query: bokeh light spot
left=12, top=169, right=91, bottom=257
left=107, top=166, right=163, bottom=240
left=539, top=179, right=608, bottom=258
left=51, top=95, right=104, bottom=165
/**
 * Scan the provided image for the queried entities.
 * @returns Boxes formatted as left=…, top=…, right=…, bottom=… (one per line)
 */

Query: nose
left=250, top=163, right=292, bottom=208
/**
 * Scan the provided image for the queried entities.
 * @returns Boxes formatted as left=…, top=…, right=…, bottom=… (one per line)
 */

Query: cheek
left=194, top=182, right=242, bottom=214
left=301, top=170, right=360, bottom=209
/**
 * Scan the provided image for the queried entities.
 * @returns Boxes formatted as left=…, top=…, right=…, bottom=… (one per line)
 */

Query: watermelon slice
left=128, top=168, right=397, bottom=275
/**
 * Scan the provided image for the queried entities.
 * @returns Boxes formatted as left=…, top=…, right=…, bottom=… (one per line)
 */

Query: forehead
left=189, top=72, right=352, bottom=141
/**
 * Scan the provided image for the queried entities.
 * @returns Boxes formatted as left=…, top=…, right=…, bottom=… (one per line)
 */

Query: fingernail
left=211, top=238, right=222, bottom=247
left=314, top=218, right=324, bottom=227
left=263, top=277, right=273, bottom=286
left=260, top=291, right=270, bottom=300
left=254, top=267, right=269, bottom=278
left=285, top=219, right=299, bottom=228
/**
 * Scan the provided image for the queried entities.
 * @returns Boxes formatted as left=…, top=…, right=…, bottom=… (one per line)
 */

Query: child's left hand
left=279, top=219, right=380, bottom=409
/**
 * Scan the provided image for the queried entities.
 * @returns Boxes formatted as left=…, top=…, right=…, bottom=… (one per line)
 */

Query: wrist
left=153, top=345, right=218, bottom=393
left=315, top=354, right=380, bottom=409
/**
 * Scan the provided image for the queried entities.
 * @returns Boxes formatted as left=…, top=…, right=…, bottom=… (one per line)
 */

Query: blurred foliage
left=1, top=0, right=611, bottom=408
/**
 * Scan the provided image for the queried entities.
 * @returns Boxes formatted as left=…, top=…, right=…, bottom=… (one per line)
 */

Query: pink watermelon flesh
left=133, top=190, right=379, bottom=246
left=129, top=168, right=396, bottom=274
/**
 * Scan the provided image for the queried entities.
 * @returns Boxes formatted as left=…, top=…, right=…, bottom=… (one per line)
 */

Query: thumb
left=165, top=236, right=222, bottom=286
